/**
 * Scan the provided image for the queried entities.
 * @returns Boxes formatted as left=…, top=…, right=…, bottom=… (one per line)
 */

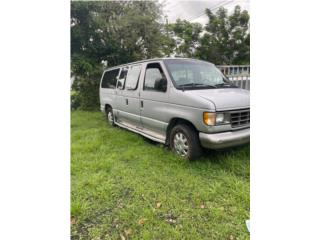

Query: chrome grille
left=230, top=109, right=250, bottom=128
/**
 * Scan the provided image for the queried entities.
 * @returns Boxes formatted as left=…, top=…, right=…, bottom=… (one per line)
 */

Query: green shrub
left=71, top=77, right=100, bottom=111
left=71, top=90, right=81, bottom=110
left=71, top=67, right=102, bottom=111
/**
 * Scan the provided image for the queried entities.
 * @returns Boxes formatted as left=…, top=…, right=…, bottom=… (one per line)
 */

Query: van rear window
left=101, top=68, right=120, bottom=89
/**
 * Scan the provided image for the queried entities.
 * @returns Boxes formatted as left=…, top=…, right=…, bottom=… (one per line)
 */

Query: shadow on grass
left=142, top=136, right=162, bottom=146
left=107, top=123, right=249, bottom=176
left=142, top=134, right=250, bottom=177
left=140, top=133, right=249, bottom=163
left=201, top=144, right=249, bottom=160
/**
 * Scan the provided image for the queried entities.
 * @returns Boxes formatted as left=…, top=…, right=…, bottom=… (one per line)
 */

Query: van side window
left=144, top=63, right=167, bottom=92
left=125, top=65, right=141, bottom=90
left=117, top=67, right=128, bottom=89
left=101, top=68, right=120, bottom=89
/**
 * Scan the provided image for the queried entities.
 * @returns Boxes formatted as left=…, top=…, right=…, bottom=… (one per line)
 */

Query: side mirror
left=155, top=78, right=167, bottom=92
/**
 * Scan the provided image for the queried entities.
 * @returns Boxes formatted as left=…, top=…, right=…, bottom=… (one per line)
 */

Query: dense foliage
left=196, top=6, right=250, bottom=64
left=71, top=1, right=250, bottom=110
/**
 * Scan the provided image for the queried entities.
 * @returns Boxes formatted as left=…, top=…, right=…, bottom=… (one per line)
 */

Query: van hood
left=186, top=88, right=250, bottom=111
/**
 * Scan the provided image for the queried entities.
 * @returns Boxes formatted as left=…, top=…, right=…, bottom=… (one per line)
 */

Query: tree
left=168, top=19, right=202, bottom=57
left=70, top=2, right=250, bottom=110
left=71, top=1, right=172, bottom=110
left=196, top=6, right=250, bottom=65
left=71, top=1, right=172, bottom=71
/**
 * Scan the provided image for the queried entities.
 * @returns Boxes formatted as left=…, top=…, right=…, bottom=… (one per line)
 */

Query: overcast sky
left=161, top=0, right=250, bottom=25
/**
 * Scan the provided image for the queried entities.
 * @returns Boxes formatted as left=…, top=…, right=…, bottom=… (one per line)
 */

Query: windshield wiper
left=213, top=83, right=238, bottom=88
left=178, top=83, right=217, bottom=90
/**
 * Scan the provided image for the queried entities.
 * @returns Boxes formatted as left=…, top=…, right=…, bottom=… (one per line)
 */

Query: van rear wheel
left=105, top=107, right=115, bottom=126
left=169, top=124, right=202, bottom=160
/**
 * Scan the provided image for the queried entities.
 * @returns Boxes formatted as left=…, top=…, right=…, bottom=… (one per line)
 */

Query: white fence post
left=217, top=65, right=250, bottom=90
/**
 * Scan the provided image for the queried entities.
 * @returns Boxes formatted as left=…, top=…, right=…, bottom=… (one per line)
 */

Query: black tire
left=169, top=124, right=202, bottom=160
left=105, top=107, right=115, bottom=126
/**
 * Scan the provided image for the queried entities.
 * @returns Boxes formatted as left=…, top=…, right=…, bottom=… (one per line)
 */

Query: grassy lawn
left=71, top=111, right=250, bottom=240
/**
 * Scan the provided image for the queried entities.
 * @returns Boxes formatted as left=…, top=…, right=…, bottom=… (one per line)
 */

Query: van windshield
left=164, top=59, right=236, bottom=90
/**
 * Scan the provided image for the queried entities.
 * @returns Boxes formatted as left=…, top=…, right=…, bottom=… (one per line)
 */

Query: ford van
left=100, top=58, right=250, bottom=159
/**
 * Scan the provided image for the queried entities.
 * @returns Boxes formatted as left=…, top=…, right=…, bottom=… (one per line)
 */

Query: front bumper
left=199, top=128, right=250, bottom=150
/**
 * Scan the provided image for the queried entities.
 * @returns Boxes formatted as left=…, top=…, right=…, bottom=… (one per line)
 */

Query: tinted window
left=144, top=63, right=167, bottom=92
left=101, top=68, right=120, bottom=89
left=125, top=65, right=141, bottom=90
left=117, top=67, right=128, bottom=89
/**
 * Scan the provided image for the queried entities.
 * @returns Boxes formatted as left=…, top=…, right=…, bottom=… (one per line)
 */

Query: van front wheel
left=169, top=124, right=202, bottom=160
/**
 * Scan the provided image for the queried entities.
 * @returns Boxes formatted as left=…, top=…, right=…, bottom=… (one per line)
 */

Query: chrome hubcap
left=107, top=111, right=113, bottom=124
left=173, top=132, right=189, bottom=157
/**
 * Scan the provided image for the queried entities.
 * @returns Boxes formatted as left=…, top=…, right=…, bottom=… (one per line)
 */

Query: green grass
left=71, top=111, right=250, bottom=240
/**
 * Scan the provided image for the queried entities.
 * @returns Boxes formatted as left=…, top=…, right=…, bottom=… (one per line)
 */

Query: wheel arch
left=104, top=104, right=112, bottom=112
left=165, top=117, right=198, bottom=145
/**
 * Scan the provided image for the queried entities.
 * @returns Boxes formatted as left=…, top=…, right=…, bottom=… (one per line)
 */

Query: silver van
left=100, top=58, right=249, bottom=159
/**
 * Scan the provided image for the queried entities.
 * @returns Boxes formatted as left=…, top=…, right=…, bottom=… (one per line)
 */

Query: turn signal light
left=203, top=112, right=216, bottom=126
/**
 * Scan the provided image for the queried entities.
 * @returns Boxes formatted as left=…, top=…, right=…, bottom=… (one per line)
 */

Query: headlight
left=216, top=113, right=225, bottom=124
left=216, top=112, right=230, bottom=124
left=203, top=112, right=230, bottom=126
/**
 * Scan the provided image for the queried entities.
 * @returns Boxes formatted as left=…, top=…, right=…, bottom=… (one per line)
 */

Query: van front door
left=139, top=62, right=169, bottom=141
left=115, top=65, right=142, bottom=129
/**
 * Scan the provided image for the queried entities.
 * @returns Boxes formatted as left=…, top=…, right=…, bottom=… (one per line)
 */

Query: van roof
left=105, top=57, right=207, bottom=71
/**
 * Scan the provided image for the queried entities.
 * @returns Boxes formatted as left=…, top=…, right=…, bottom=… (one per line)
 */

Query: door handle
left=140, top=100, right=143, bottom=108
left=125, top=99, right=128, bottom=105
